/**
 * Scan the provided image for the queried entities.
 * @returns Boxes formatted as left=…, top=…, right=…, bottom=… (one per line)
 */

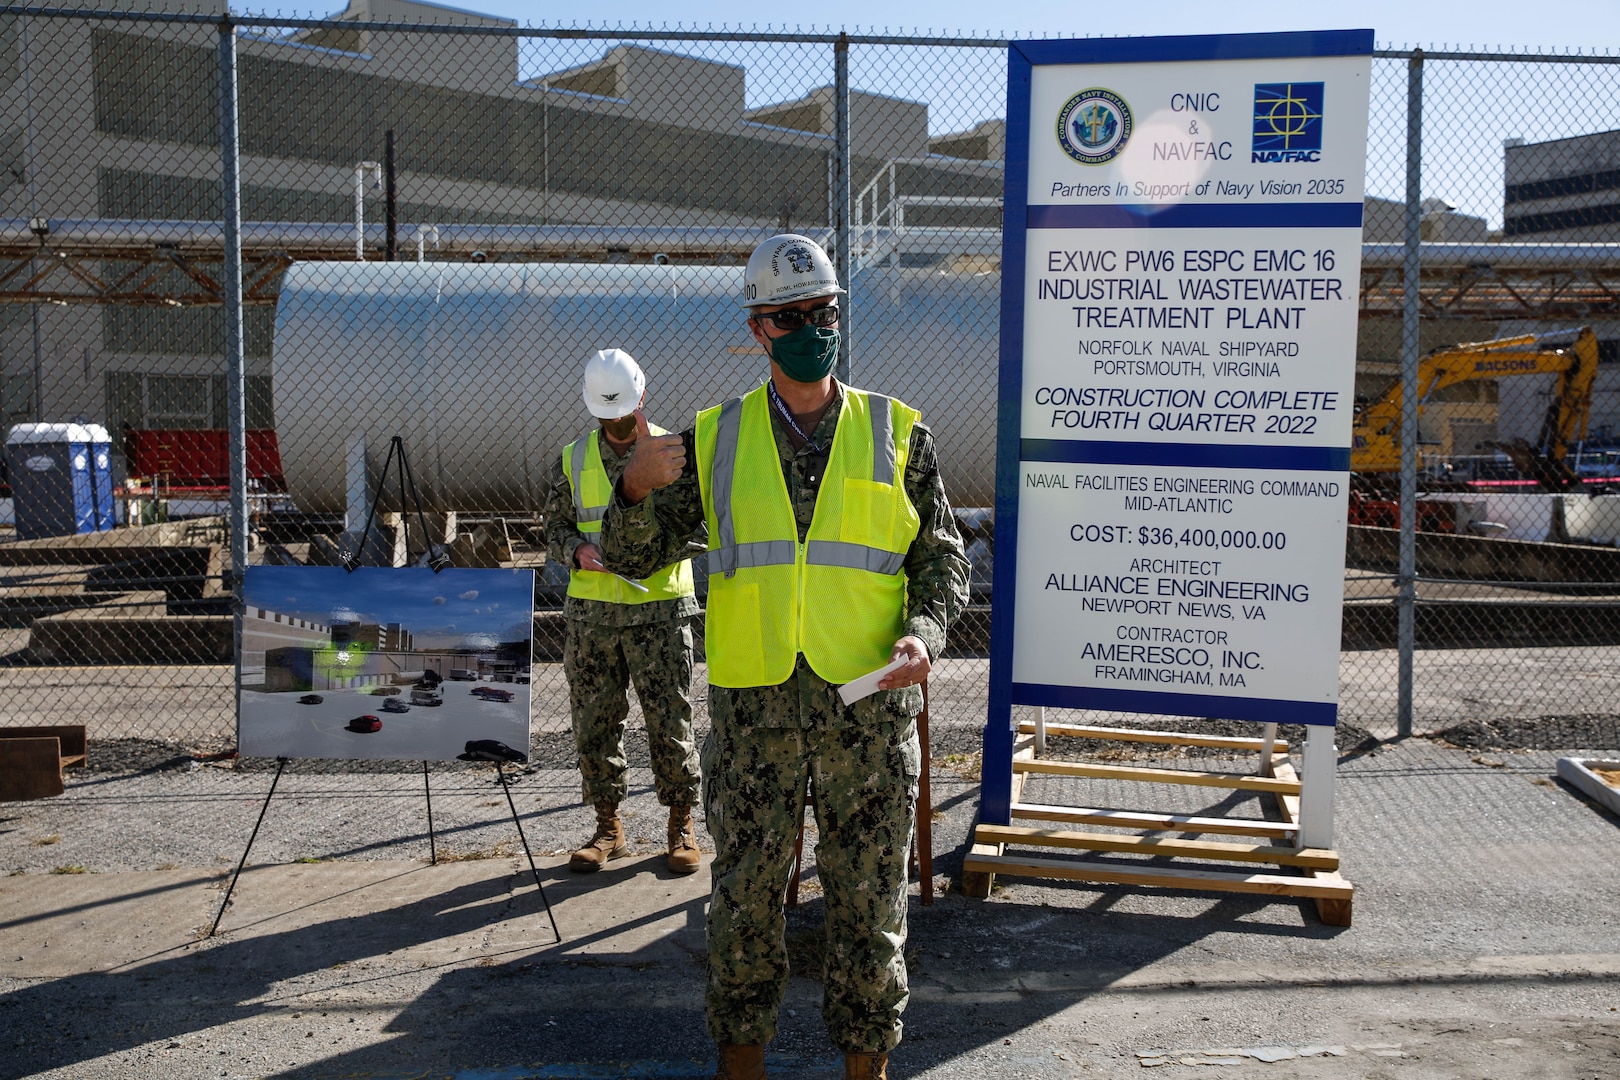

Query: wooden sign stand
left=962, top=711, right=1353, bottom=926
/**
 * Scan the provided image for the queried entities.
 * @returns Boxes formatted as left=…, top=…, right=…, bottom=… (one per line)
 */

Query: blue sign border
left=983, top=28, right=1374, bottom=825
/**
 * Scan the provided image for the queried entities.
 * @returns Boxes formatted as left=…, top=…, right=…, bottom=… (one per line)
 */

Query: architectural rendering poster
left=984, top=31, right=1372, bottom=820
left=239, top=567, right=534, bottom=761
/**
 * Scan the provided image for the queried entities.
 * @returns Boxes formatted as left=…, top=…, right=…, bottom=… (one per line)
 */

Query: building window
left=144, top=374, right=212, bottom=429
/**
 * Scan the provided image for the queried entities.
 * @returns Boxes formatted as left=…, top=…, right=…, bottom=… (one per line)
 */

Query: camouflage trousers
left=564, top=616, right=700, bottom=807
left=701, top=716, right=920, bottom=1053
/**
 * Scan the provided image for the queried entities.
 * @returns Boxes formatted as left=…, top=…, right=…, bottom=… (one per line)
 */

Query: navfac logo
left=1251, top=82, right=1324, bottom=163
left=1057, top=88, right=1133, bottom=166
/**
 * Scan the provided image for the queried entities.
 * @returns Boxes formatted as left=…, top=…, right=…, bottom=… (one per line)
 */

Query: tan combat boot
left=844, top=1052, right=887, bottom=1080
left=714, top=1043, right=766, bottom=1080
left=667, top=803, right=701, bottom=874
left=568, top=801, right=627, bottom=873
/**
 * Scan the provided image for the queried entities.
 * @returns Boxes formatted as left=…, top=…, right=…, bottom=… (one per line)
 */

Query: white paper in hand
left=837, top=656, right=909, bottom=707
left=614, top=574, right=650, bottom=593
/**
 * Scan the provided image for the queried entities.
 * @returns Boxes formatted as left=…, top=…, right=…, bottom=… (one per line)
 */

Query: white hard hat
left=582, top=348, right=645, bottom=419
left=742, top=233, right=845, bottom=308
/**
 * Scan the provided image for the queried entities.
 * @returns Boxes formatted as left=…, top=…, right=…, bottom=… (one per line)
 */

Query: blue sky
left=259, top=1, right=1619, bottom=51
left=244, top=566, right=533, bottom=648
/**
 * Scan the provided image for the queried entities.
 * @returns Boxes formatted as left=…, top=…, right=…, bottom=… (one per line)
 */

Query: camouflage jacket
left=542, top=427, right=702, bottom=627
left=600, top=382, right=970, bottom=726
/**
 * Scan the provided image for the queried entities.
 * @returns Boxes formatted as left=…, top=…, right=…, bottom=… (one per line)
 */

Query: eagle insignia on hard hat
left=784, top=245, right=814, bottom=273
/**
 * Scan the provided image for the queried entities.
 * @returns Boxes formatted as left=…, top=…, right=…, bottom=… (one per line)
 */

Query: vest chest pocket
left=840, top=478, right=900, bottom=550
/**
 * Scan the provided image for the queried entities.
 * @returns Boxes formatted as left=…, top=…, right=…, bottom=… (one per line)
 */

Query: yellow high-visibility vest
left=694, top=384, right=920, bottom=687
left=562, top=427, right=695, bottom=605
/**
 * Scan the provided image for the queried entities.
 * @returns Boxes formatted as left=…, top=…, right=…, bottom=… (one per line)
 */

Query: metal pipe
left=11, top=218, right=1620, bottom=269
left=385, top=130, right=398, bottom=262
left=354, top=161, right=380, bottom=261
left=219, top=16, right=248, bottom=749
left=833, top=33, right=851, bottom=385
left=1398, top=51, right=1423, bottom=741
left=0, top=219, right=830, bottom=254
left=414, top=225, right=439, bottom=264
left=21, top=14, right=41, bottom=422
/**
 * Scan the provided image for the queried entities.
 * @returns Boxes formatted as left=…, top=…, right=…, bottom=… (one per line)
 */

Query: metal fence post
left=834, top=33, right=851, bottom=384
left=1397, top=50, right=1423, bottom=740
left=219, top=18, right=248, bottom=702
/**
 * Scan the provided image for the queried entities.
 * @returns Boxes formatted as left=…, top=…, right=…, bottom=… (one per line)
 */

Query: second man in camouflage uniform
left=544, top=348, right=706, bottom=875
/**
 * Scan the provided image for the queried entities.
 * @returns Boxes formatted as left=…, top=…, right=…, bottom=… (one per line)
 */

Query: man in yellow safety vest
left=601, top=236, right=968, bottom=1080
left=543, top=348, right=704, bottom=876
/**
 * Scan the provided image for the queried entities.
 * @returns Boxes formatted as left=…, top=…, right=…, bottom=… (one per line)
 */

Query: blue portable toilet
left=6, top=423, right=115, bottom=540
left=86, top=425, right=115, bottom=531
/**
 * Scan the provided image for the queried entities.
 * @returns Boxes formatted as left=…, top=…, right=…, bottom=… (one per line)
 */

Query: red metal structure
left=125, top=429, right=286, bottom=491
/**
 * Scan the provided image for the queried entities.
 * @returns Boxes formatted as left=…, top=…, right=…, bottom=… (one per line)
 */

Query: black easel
left=496, top=761, right=561, bottom=943
left=216, top=437, right=560, bottom=941
left=211, top=756, right=558, bottom=942
left=212, top=756, right=287, bottom=936
left=341, top=435, right=449, bottom=574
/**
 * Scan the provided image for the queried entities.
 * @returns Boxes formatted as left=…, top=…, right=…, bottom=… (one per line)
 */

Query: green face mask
left=768, top=325, right=840, bottom=382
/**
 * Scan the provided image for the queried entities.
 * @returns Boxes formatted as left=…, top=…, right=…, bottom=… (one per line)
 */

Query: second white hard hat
left=742, top=233, right=845, bottom=308
left=582, top=348, right=645, bottom=419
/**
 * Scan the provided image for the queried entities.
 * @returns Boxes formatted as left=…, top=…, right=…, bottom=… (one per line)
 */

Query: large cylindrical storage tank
left=272, top=262, right=998, bottom=512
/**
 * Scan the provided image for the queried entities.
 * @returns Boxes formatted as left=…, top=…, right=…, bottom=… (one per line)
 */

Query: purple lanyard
left=767, top=381, right=823, bottom=453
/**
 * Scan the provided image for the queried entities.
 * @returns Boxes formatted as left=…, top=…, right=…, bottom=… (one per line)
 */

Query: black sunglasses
left=752, top=303, right=840, bottom=332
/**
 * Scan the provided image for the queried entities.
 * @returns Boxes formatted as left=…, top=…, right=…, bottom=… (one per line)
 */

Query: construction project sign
left=984, top=30, right=1372, bottom=817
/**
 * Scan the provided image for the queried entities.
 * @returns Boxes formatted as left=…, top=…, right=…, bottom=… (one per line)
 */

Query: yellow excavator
left=1351, top=326, right=1601, bottom=490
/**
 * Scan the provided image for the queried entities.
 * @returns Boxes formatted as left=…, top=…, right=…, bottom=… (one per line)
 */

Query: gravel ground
left=1427, top=712, right=1620, bottom=750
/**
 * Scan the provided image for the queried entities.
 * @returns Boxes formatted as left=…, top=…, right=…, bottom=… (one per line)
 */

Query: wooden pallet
left=963, top=719, right=1353, bottom=925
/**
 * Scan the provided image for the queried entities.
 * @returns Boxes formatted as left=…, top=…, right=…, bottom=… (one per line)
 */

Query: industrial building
left=1505, top=129, right=1620, bottom=241
left=0, top=0, right=999, bottom=477
left=4, top=0, right=1619, bottom=510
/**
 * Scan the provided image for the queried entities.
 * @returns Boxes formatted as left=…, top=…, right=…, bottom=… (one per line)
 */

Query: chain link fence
left=3, top=9, right=1619, bottom=802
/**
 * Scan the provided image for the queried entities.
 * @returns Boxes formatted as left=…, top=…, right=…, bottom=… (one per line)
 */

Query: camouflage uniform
left=544, top=432, right=704, bottom=807
left=601, top=383, right=968, bottom=1053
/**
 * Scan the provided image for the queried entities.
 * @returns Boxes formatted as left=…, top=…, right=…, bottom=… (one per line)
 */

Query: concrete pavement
left=2, top=738, right=1619, bottom=1078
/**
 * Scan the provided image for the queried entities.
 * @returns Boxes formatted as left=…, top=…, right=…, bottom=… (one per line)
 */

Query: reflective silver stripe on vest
left=706, top=539, right=797, bottom=576
left=570, top=434, right=605, bottom=524
left=709, top=396, right=745, bottom=575
left=806, top=539, right=905, bottom=576
left=868, top=393, right=895, bottom=486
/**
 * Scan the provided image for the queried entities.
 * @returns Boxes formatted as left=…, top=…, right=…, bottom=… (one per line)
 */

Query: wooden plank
left=1014, top=758, right=1302, bottom=794
left=0, top=725, right=87, bottom=767
left=0, top=737, right=65, bottom=801
left=1312, top=871, right=1354, bottom=926
left=1012, top=801, right=1298, bottom=838
left=960, top=850, right=1355, bottom=901
left=1270, top=758, right=1303, bottom=825
left=1017, top=721, right=1289, bottom=753
left=976, top=824, right=1339, bottom=869
left=963, top=731, right=1037, bottom=900
left=1262, top=757, right=1353, bottom=925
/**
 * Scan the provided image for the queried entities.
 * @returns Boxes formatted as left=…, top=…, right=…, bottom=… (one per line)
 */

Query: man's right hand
left=620, top=411, right=686, bottom=504
left=574, top=541, right=606, bottom=572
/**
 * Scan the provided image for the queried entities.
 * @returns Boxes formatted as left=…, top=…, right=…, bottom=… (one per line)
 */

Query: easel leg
left=786, top=812, right=805, bottom=909
left=211, top=756, right=287, bottom=937
left=423, top=760, right=437, bottom=865
left=497, top=764, right=561, bottom=944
